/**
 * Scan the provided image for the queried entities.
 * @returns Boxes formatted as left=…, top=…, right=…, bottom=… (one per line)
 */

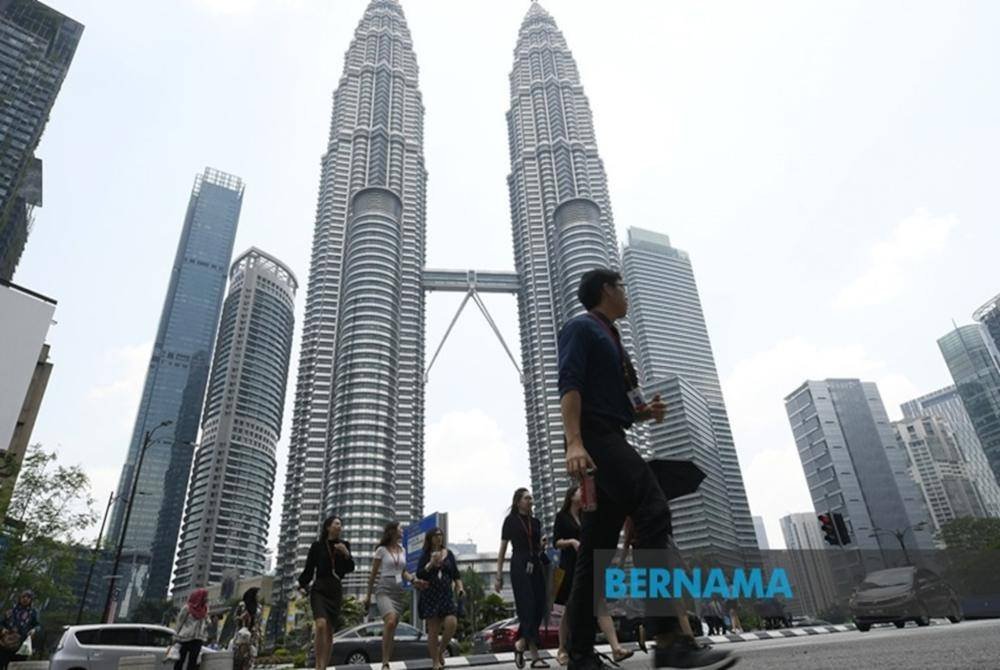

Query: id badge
left=526, top=561, right=534, bottom=575
left=438, top=569, right=443, bottom=580
left=395, top=573, right=403, bottom=585
left=627, top=387, right=647, bottom=412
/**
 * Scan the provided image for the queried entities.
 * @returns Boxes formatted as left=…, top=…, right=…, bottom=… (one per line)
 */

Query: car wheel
left=893, top=621, right=906, bottom=629
left=947, top=600, right=964, bottom=624
left=346, top=651, right=370, bottom=665
left=856, top=622, right=871, bottom=632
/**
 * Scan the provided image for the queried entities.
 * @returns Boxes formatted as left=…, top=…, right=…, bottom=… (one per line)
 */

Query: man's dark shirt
left=557, top=312, right=635, bottom=428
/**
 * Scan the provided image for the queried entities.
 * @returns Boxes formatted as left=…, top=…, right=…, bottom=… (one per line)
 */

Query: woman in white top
left=364, top=521, right=419, bottom=669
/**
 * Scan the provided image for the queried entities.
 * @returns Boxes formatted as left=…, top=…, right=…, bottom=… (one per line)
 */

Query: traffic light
left=833, top=512, right=851, bottom=545
left=818, top=513, right=839, bottom=545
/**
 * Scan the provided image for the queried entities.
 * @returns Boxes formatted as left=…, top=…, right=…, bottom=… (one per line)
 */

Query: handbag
left=165, top=643, right=182, bottom=662
left=16, top=635, right=31, bottom=657
left=0, top=630, right=20, bottom=652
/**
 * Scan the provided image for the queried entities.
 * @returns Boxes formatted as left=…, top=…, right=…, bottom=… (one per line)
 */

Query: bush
left=293, top=652, right=307, bottom=667
left=273, top=648, right=289, bottom=658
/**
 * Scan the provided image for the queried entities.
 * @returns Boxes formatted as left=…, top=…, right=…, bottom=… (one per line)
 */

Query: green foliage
left=293, top=651, right=307, bottom=667
left=341, top=595, right=364, bottom=629
left=817, top=604, right=848, bottom=625
left=479, top=592, right=509, bottom=628
left=0, top=444, right=99, bottom=608
left=131, top=598, right=177, bottom=625
left=937, top=517, right=1000, bottom=551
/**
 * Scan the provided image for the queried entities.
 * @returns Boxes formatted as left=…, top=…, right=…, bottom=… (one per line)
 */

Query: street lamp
left=102, top=419, right=173, bottom=622
left=869, top=522, right=927, bottom=566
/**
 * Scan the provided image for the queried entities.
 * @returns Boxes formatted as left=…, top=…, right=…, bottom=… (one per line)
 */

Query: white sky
left=15, top=0, right=1000, bottom=555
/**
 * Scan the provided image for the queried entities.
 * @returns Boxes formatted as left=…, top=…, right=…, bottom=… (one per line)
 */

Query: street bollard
left=200, top=649, right=234, bottom=670
left=8, top=662, right=51, bottom=670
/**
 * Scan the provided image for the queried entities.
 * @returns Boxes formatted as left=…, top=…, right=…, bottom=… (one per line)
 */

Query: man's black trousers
left=566, top=416, right=679, bottom=658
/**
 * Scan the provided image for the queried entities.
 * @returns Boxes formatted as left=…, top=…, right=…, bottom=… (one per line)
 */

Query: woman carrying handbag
left=170, top=588, right=209, bottom=670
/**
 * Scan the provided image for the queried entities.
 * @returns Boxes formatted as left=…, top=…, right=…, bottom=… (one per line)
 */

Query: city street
left=470, top=620, right=1000, bottom=670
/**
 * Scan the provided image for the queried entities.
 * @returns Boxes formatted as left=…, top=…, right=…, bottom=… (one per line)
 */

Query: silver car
left=51, top=624, right=202, bottom=670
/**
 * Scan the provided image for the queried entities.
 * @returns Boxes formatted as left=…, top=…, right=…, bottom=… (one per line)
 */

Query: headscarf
left=187, top=588, right=208, bottom=620
left=242, top=588, right=260, bottom=627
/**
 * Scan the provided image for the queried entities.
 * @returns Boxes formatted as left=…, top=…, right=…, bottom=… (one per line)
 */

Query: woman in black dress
left=495, top=488, right=548, bottom=669
left=416, top=527, right=464, bottom=670
left=298, top=515, right=355, bottom=670
left=552, top=486, right=633, bottom=666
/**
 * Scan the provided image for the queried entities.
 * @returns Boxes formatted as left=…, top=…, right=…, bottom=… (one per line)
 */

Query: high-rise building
left=974, top=293, right=1000, bottom=356
left=505, top=1, right=641, bottom=532
left=779, top=513, right=838, bottom=617
left=752, top=516, right=770, bottom=551
left=277, top=0, right=427, bottom=597
left=0, top=0, right=82, bottom=280
left=784, top=379, right=935, bottom=586
left=893, top=416, right=986, bottom=535
left=107, top=168, right=243, bottom=611
left=901, top=385, right=1000, bottom=517
left=172, top=248, right=296, bottom=595
left=622, top=227, right=757, bottom=550
left=937, top=324, right=1000, bottom=492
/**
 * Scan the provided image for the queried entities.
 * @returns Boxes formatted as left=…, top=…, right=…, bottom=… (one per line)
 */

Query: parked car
left=331, top=621, right=460, bottom=665
left=487, top=613, right=562, bottom=652
left=51, top=624, right=217, bottom=670
left=472, top=618, right=516, bottom=654
left=850, top=566, right=963, bottom=632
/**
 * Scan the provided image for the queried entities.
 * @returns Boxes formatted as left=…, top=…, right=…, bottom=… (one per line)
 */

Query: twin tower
left=278, top=0, right=754, bottom=596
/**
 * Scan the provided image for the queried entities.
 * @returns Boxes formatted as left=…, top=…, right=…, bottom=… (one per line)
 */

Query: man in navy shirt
left=558, top=269, right=737, bottom=670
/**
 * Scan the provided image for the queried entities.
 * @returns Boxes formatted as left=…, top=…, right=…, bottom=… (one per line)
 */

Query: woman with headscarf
left=298, top=515, right=355, bottom=670
left=172, top=588, right=209, bottom=670
left=232, top=587, right=263, bottom=670
left=0, top=590, right=38, bottom=670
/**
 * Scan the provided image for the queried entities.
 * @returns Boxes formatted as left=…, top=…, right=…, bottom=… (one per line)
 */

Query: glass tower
left=172, top=248, right=296, bottom=595
left=938, top=324, right=1000, bottom=493
left=0, top=0, right=82, bottom=280
left=106, top=168, right=243, bottom=610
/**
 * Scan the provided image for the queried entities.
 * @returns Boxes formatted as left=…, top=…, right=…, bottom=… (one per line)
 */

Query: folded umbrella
left=648, top=459, right=706, bottom=500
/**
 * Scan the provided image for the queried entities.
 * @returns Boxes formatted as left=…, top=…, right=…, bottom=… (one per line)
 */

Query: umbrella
left=648, top=459, right=706, bottom=501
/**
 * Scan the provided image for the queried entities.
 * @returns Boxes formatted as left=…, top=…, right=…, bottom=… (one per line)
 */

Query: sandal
left=530, top=661, right=550, bottom=669
left=514, top=645, right=526, bottom=670
left=596, top=652, right=620, bottom=668
left=556, top=651, right=569, bottom=667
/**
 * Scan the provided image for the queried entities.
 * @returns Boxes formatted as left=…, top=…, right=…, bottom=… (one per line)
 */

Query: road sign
left=403, top=512, right=448, bottom=578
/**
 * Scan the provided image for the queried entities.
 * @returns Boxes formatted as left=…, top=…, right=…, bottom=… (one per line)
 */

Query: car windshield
left=860, top=569, right=913, bottom=589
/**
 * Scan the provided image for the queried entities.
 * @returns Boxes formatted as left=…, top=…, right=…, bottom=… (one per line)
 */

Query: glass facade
left=106, top=168, right=243, bottom=610
left=0, top=1, right=81, bottom=280
left=938, top=324, right=1000, bottom=493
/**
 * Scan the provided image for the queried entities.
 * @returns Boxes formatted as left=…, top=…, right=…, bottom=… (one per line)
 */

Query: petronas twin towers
left=279, top=0, right=754, bottom=593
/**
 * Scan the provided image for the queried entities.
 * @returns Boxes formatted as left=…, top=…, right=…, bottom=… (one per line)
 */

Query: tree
left=937, top=517, right=1000, bottom=597
left=937, top=517, right=1000, bottom=551
left=0, top=444, right=99, bottom=608
left=132, top=598, right=178, bottom=626
left=340, top=595, right=364, bottom=629
left=479, top=593, right=509, bottom=628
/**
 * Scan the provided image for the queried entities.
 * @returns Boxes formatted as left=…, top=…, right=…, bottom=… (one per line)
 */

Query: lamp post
left=869, top=522, right=927, bottom=566
left=102, top=420, right=173, bottom=622
left=75, top=490, right=115, bottom=624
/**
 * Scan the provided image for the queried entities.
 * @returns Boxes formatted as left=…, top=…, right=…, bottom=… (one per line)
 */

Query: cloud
left=424, top=409, right=523, bottom=552
left=835, top=208, right=959, bottom=310
left=722, top=337, right=920, bottom=548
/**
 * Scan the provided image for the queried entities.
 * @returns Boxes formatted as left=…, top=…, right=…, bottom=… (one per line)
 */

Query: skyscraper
left=173, top=248, right=296, bottom=595
left=0, top=0, right=82, bottom=280
left=621, top=227, right=757, bottom=549
left=938, top=324, right=1000, bottom=491
left=752, top=516, right=770, bottom=551
left=784, top=379, right=934, bottom=583
left=107, top=168, right=243, bottom=610
left=901, top=385, right=1000, bottom=517
left=893, top=415, right=986, bottom=535
left=974, top=292, right=1000, bottom=356
left=277, top=0, right=427, bottom=596
left=505, top=1, right=632, bottom=529
left=779, top=513, right=838, bottom=617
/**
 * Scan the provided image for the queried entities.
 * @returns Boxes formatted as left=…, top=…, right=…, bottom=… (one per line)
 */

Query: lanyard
left=388, top=545, right=403, bottom=570
left=518, top=514, right=534, bottom=555
left=586, top=312, right=637, bottom=390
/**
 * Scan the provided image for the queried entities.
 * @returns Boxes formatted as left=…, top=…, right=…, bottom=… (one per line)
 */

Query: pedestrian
left=495, top=488, right=549, bottom=669
left=416, top=527, right=464, bottom=670
left=0, top=590, right=38, bottom=670
left=557, top=268, right=737, bottom=670
left=364, top=521, right=421, bottom=670
left=172, top=588, right=209, bottom=670
left=299, top=515, right=356, bottom=670
left=232, top=587, right=263, bottom=670
left=725, top=599, right=742, bottom=634
left=553, top=486, right=633, bottom=667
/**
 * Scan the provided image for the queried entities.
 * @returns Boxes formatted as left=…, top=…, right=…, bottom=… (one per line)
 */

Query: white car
left=51, top=624, right=212, bottom=670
